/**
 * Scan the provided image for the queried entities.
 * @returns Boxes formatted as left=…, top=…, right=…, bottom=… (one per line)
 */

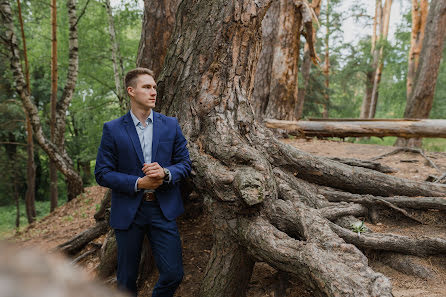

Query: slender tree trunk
left=104, top=0, right=126, bottom=112
left=368, top=0, right=392, bottom=118
left=136, top=0, right=181, bottom=78
left=16, top=0, right=36, bottom=223
left=322, top=0, right=330, bottom=118
left=1, top=0, right=83, bottom=201
left=5, top=134, right=20, bottom=228
left=50, top=0, right=58, bottom=212
left=407, top=0, right=428, bottom=98
left=360, top=0, right=381, bottom=119
left=396, top=0, right=446, bottom=147
left=296, top=0, right=321, bottom=119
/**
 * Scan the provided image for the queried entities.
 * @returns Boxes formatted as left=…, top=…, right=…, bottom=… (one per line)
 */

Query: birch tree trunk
left=396, top=0, right=446, bottom=147
left=16, top=0, right=36, bottom=223
left=0, top=0, right=83, bottom=201
left=104, top=0, right=126, bottom=112
left=50, top=0, right=58, bottom=212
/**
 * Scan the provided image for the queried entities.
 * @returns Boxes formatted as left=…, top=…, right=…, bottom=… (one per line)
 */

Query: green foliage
left=0, top=195, right=67, bottom=238
left=0, top=0, right=141, bottom=234
left=351, top=220, right=367, bottom=235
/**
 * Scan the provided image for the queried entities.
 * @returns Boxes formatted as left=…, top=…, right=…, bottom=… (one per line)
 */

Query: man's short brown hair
left=124, top=68, right=155, bottom=90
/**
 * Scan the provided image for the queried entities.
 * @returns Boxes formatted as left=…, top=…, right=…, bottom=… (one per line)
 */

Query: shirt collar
left=130, top=109, right=153, bottom=127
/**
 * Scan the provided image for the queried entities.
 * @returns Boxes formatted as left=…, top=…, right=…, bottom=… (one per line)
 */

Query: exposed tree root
left=57, top=220, right=108, bottom=255
left=329, top=157, right=396, bottom=173
left=330, top=222, right=446, bottom=256
left=319, top=189, right=424, bottom=224
left=320, top=188, right=446, bottom=211
left=272, top=139, right=446, bottom=197
left=94, top=189, right=111, bottom=221
left=237, top=216, right=393, bottom=297
left=320, top=203, right=368, bottom=221
left=71, top=244, right=101, bottom=264
left=379, top=252, right=435, bottom=280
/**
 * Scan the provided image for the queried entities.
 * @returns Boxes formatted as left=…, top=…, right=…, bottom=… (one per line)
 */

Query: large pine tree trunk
left=134, top=0, right=446, bottom=295
left=136, top=0, right=181, bottom=78
left=396, top=0, right=446, bottom=148
left=149, top=0, right=446, bottom=295
left=253, top=0, right=312, bottom=121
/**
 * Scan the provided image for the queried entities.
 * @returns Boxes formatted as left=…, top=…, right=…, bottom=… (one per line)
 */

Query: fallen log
left=265, top=118, right=446, bottom=138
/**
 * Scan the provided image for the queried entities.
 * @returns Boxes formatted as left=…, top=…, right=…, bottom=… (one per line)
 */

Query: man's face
left=128, top=74, right=157, bottom=110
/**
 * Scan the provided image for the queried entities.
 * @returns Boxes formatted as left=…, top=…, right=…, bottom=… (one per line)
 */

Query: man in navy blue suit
left=95, top=68, right=191, bottom=297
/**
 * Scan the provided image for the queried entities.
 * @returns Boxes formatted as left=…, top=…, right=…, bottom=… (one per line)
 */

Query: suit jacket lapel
left=123, top=112, right=145, bottom=166
left=152, top=112, right=161, bottom=162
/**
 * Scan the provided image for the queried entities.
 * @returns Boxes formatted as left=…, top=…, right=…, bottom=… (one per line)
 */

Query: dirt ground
left=9, top=138, right=446, bottom=297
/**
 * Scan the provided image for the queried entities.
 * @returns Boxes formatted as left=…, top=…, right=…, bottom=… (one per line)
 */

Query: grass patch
left=0, top=197, right=67, bottom=240
left=349, top=137, right=446, bottom=152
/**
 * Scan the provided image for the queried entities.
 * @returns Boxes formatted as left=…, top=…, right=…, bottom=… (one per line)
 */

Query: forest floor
left=9, top=138, right=446, bottom=297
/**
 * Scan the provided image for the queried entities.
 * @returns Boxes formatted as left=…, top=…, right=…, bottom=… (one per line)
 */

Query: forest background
left=0, top=0, right=445, bottom=234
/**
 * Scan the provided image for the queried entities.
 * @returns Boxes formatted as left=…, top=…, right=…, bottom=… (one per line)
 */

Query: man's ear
left=127, top=86, right=134, bottom=97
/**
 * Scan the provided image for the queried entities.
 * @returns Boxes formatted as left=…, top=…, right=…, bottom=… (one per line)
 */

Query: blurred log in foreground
left=265, top=118, right=446, bottom=138
left=0, top=241, right=128, bottom=297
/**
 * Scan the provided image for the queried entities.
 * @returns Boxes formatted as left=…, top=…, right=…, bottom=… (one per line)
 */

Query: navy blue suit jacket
left=95, top=111, right=191, bottom=229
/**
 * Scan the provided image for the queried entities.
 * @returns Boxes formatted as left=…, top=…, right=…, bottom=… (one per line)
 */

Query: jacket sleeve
left=165, top=119, right=192, bottom=185
left=94, top=123, right=139, bottom=195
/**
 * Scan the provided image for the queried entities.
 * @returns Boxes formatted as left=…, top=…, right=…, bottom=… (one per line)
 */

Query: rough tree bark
left=104, top=0, right=126, bottom=112
left=16, top=0, right=36, bottom=223
left=406, top=0, right=428, bottom=98
left=253, top=0, right=316, bottom=121
left=141, top=0, right=446, bottom=295
left=0, top=0, right=83, bottom=201
left=136, top=0, right=181, bottom=78
left=396, top=0, right=446, bottom=147
left=50, top=0, right=58, bottom=212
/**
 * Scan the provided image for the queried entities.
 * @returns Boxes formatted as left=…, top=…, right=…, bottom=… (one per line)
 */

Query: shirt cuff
left=164, top=169, right=172, bottom=184
left=135, top=177, right=140, bottom=192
